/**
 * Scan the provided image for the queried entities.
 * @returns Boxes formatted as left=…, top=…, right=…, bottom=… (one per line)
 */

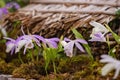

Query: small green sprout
left=43, top=47, right=58, bottom=74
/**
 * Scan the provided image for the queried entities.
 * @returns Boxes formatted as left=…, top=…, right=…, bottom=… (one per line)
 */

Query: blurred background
left=0, top=0, right=29, bottom=19
left=0, top=0, right=29, bottom=7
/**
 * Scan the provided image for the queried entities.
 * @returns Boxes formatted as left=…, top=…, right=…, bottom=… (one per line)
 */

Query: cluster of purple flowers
left=4, top=34, right=59, bottom=55
left=4, top=34, right=87, bottom=58
left=0, top=2, right=20, bottom=19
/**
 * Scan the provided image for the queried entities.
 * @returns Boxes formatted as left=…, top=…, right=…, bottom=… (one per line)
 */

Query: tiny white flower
left=100, top=55, right=120, bottom=79
left=89, top=21, right=109, bottom=37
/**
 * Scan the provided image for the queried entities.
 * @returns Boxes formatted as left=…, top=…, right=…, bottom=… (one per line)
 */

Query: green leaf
left=105, top=24, right=120, bottom=44
left=108, top=46, right=116, bottom=58
left=72, top=28, right=84, bottom=39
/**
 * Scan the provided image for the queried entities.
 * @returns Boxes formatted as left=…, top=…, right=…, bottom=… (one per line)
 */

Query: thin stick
left=30, top=0, right=120, bottom=7
left=19, top=9, right=115, bottom=15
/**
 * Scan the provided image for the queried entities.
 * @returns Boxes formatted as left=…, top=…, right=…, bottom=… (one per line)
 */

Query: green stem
left=52, top=61, right=56, bottom=74
left=34, top=43, right=39, bottom=62
left=106, top=35, right=110, bottom=50
left=36, top=54, right=39, bottom=62
left=28, top=50, right=35, bottom=62
left=18, top=52, right=24, bottom=64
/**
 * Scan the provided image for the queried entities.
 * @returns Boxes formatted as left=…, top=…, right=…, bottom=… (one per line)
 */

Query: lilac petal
left=75, top=39, right=88, bottom=44
left=6, top=3, right=12, bottom=8
left=33, top=35, right=45, bottom=43
left=17, top=35, right=31, bottom=41
left=89, top=38, right=105, bottom=42
left=101, top=63, right=114, bottom=76
left=64, top=41, right=74, bottom=57
left=13, top=3, right=20, bottom=9
left=101, top=55, right=114, bottom=59
left=49, top=38, right=59, bottom=42
left=100, top=55, right=116, bottom=63
left=6, top=2, right=20, bottom=9
left=1, top=8, right=8, bottom=14
left=94, top=32, right=103, bottom=37
left=24, top=46, right=27, bottom=55
left=100, top=58, right=116, bottom=63
left=46, top=40, right=58, bottom=48
left=32, top=37, right=41, bottom=47
left=75, top=42, right=85, bottom=52
left=6, top=41, right=15, bottom=45
left=64, top=38, right=71, bottom=42
left=10, top=46, right=15, bottom=55
left=114, top=67, right=120, bottom=79
left=89, top=32, right=106, bottom=42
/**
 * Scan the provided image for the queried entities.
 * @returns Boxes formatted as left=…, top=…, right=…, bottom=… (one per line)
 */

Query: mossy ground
left=0, top=54, right=119, bottom=80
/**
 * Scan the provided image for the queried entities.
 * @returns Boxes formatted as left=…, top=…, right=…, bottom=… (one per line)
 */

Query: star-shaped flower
left=89, top=32, right=106, bottom=42
left=61, top=38, right=88, bottom=57
left=100, top=55, right=120, bottom=79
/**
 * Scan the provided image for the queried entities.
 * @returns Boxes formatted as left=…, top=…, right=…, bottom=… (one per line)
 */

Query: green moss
left=12, top=61, right=45, bottom=79
left=0, top=60, right=16, bottom=74
left=57, top=55, right=91, bottom=73
left=0, top=52, right=6, bottom=59
left=12, top=63, right=40, bottom=79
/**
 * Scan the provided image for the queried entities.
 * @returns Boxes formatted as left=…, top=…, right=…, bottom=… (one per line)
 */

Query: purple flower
left=0, top=8, right=8, bottom=18
left=89, top=32, right=106, bottom=42
left=4, top=34, right=45, bottom=55
left=6, top=2, right=20, bottom=9
left=44, top=38, right=59, bottom=48
left=15, top=35, right=45, bottom=54
left=0, top=8, right=8, bottom=14
left=61, top=38, right=88, bottom=57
